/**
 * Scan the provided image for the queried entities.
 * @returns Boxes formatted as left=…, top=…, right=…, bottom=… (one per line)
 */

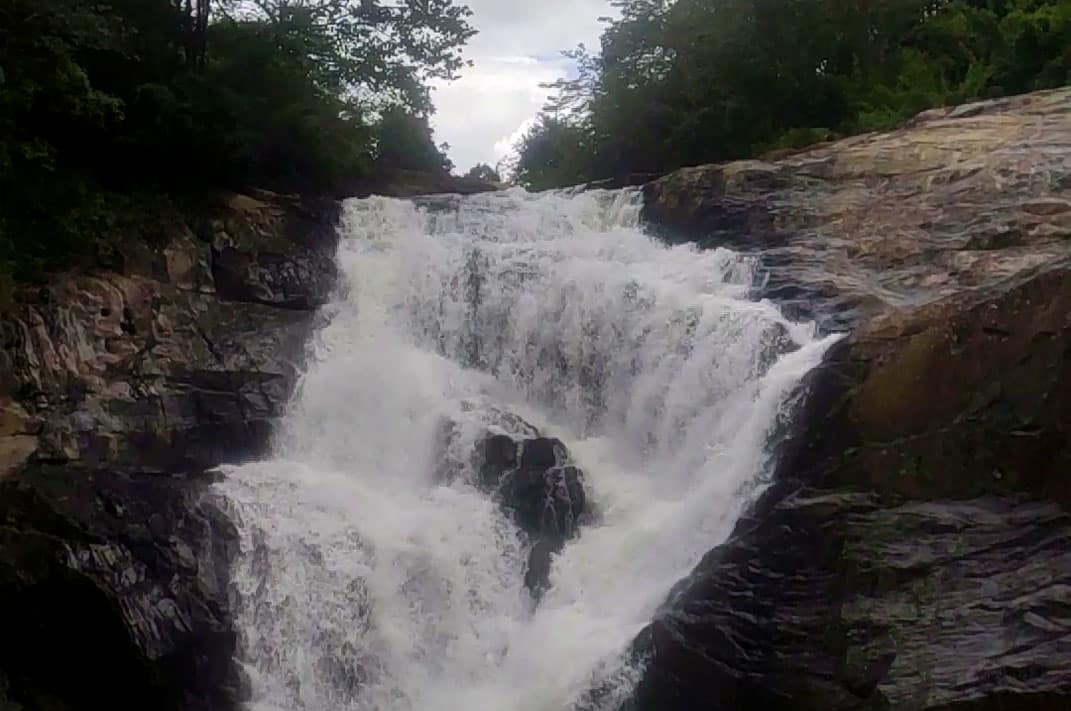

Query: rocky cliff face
left=0, top=191, right=340, bottom=710
left=635, top=88, right=1071, bottom=709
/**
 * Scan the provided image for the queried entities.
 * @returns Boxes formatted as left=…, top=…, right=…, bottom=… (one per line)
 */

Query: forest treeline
left=0, top=0, right=472, bottom=286
left=513, top=0, right=1071, bottom=190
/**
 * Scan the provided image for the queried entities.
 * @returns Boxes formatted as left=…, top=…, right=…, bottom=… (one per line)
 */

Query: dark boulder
left=502, top=462, right=585, bottom=542
left=470, top=428, right=588, bottom=595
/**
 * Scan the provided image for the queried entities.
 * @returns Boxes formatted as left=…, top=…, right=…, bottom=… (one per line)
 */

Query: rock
left=478, top=433, right=520, bottom=488
left=348, top=169, right=499, bottom=198
left=796, top=270, right=1071, bottom=504
left=467, top=421, right=587, bottom=595
left=502, top=461, right=585, bottom=542
left=0, top=398, right=38, bottom=478
left=628, top=490, right=1071, bottom=711
left=644, top=87, right=1071, bottom=332
left=632, top=89, right=1071, bottom=710
left=208, top=192, right=339, bottom=310
left=0, top=466, right=240, bottom=711
left=0, top=190, right=340, bottom=710
left=2, top=191, right=339, bottom=475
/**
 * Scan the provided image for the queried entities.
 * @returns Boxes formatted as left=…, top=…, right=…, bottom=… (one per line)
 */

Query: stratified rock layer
left=0, top=191, right=338, bottom=477
left=0, top=191, right=339, bottom=711
left=635, top=88, right=1071, bottom=710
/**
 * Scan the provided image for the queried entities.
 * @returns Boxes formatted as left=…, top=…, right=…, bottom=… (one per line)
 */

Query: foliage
left=513, top=116, right=595, bottom=191
left=0, top=0, right=474, bottom=289
left=464, top=163, right=501, bottom=183
left=515, top=0, right=1070, bottom=189
left=374, top=107, right=453, bottom=173
left=221, top=0, right=475, bottom=114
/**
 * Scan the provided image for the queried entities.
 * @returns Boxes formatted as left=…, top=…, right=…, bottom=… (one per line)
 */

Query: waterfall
left=216, top=187, right=839, bottom=711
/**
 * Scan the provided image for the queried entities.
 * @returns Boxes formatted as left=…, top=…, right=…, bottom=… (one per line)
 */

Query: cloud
left=493, top=116, right=537, bottom=160
left=430, top=0, right=611, bottom=173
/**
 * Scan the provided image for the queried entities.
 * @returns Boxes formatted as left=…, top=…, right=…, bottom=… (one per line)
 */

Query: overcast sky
left=429, top=0, right=612, bottom=174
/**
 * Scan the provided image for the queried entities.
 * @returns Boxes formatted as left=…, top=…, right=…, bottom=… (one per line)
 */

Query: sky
left=429, top=0, right=612, bottom=174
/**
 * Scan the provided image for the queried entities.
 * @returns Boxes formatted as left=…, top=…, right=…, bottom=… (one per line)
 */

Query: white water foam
left=217, top=187, right=839, bottom=711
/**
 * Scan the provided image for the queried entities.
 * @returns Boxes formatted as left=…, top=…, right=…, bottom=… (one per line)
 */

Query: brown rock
left=1, top=191, right=339, bottom=475
left=0, top=191, right=340, bottom=711
left=644, top=87, right=1071, bottom=502
left=644, top=87, right=1071, bottom=334
left=0, top=398, right=39, bottom=478
left=633, top=88, right=1071, bottom=711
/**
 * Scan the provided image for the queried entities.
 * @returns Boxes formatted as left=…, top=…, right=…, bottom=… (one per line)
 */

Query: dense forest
left=0, top=0, right=473, bottom=288
left=514, top=0, right=1071, bottom=190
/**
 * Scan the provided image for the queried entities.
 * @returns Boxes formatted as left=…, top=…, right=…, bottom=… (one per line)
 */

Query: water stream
left=217, top=188, right=838, bottom=711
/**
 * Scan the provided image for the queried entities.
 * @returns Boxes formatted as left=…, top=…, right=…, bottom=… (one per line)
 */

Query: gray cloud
left=430, top=0, right=611, bottom=173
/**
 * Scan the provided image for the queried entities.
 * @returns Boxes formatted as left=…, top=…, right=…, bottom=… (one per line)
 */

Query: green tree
left=464, top=163, right=501, bottom=183
left=220, top=0, right=476, bottom=113
left=0, top=0, right=477, bottom=289
left=374, top=107, right=453, bottom=173
left=517, top=0, right=1069, bottom=190
left=514, top=116, right=593, bottom=190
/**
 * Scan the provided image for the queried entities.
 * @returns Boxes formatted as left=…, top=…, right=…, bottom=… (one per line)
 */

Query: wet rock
left=0, top=190, right=340, bottom=710
left=471, top=426, right=587, bottom=595
left=209, top=193, right=339, bottom=310
left=632, top=88, right=1071, bottom=710
left=0, top=466, right=240, bottom=711
left=795, top=269, right=1071, bottom=504
left=2, top=191, right=339, bottom=475
left=502, top=461, right=585, bottom=542
left=478, top=433, right=520, bottom=488
left=644, top=87, right=1071, bottom=332
left=628, top=490, right=1071, bottom=711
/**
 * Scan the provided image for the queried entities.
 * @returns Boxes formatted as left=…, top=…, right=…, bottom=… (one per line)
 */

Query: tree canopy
left=0, top=0, right=473, bottom=288
left=464, top=163, right=502, bottom=183
left=515, top=0, right=1071, bottom=189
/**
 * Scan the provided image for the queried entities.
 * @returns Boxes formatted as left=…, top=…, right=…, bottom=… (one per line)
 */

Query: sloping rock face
left=0, top=191, right=340, bottom=710
left=634, top=88, right=1071, bottom=710
left=645, top=88, right=1071, bottom=333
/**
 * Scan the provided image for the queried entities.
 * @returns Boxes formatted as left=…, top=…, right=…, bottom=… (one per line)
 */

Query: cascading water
left=217, top=187, right=839, bottom=711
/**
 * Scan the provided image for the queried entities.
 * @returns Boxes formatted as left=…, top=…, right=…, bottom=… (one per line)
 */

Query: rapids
left=217, top=188, right=838, bottom=711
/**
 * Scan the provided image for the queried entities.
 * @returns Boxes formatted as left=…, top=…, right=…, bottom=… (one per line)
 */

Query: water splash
left=218, top=187, right=839, bottom=711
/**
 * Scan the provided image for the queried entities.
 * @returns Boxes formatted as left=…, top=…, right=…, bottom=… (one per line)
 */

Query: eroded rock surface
left=645, top=87, right=1071, bottom=332
left=0, top=191, right=338, bottom=477
left=0, top=466, right=240, bottom=711
left=0, top=191, right=339, bottom=710
left=634, top=88, right=1071, bottom=710
left=629, top=491, right=1071, bottom=711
